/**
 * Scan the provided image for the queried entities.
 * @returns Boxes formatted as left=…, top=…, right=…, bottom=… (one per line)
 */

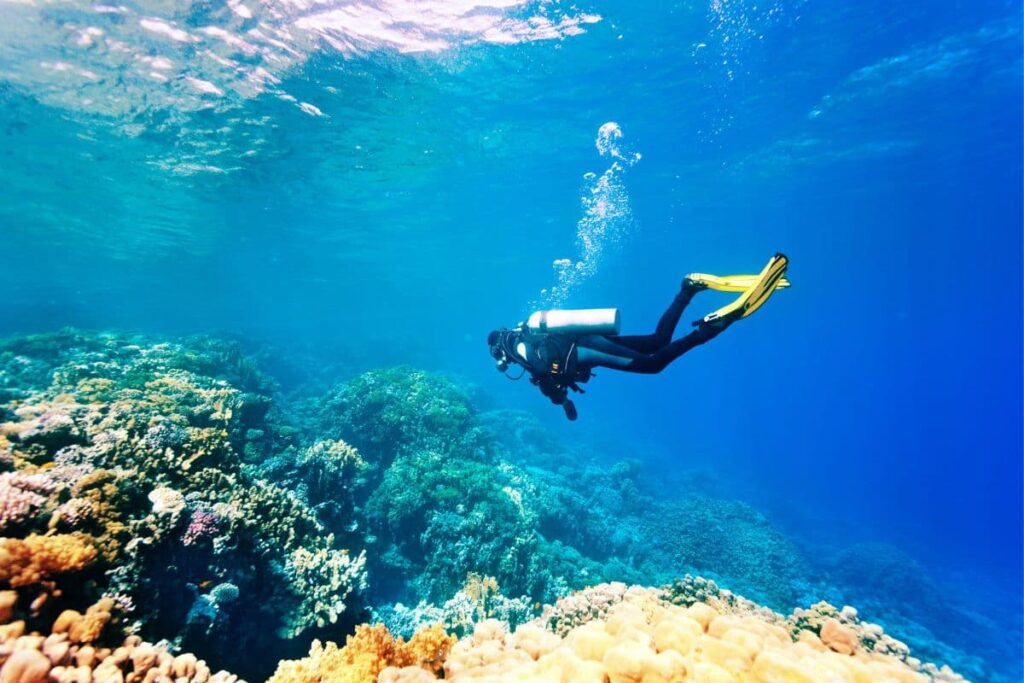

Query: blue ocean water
left=0, top=0, right=1021, bottom=678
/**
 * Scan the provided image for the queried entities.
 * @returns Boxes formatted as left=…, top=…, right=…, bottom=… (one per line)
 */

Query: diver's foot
left=682, top=274, right=710, bottom=292
left=563, top=399, right=578, bottom=421
left=691, top=253, right=789, bottom=328
left=693, top=308, right=742, bottom=330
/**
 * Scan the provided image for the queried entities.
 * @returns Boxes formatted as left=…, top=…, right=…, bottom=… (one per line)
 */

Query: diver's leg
left=585, top=320, right=729, bottom=375
left=575, top=335, right=646, bottom=370
left=611, top=281, right=702, bottom=353
left=626, top=321, right=730, bottom=374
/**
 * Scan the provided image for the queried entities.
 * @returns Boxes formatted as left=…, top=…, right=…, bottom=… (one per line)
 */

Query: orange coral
left=820, top=617, right=859, bottom=655
left=268, top=623, right=456, bottom=683
left=0, top=591, right=16, bottom=623
left=400, top=624, right=456, bottom=673
left=0, top=534, right=97, bottom=588
left=0, top=650, right=50, bottom=683
left=51, top=598, right=114, bottom=644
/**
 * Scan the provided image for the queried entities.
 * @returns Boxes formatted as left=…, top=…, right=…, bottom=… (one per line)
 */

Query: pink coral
left=54, top=498, right=94, bottom=528
left=5, top=473, right=57, bottom=496
left=183, top=509, right=222, bottom=547
left=0, top=473, right=54, bottom=531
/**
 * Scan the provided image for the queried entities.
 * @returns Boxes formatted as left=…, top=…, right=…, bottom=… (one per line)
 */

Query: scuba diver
left=487, top=253, right=789, bottom=420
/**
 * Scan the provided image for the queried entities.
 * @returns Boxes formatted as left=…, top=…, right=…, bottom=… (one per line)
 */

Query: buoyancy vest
left=515, top=332, right=579, bottom=382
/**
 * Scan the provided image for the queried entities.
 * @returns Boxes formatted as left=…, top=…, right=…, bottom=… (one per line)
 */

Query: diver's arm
left=531, top=373, right=578, bottom=421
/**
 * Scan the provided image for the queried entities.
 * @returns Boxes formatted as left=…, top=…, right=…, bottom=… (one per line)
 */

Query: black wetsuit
left=513, top=283, right=725, bottom=382
left=573, top=283, right=727, bottom=373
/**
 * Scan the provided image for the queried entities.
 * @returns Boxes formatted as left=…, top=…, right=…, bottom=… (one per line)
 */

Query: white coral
left=279, top=537, right=368, bottom=638
left=148, top=486, right=185, bottom=516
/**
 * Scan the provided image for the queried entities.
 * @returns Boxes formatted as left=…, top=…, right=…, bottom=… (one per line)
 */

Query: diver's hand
left=563, top=399, right=578, bottom=421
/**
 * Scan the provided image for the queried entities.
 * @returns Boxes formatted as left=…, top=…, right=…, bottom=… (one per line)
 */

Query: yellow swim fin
left=685, top=272, right=791, bottom=293
left=696, top=253, right=789, bottom=326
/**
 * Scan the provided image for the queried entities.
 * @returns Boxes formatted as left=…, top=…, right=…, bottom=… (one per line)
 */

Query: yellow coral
left=0, top=533, right=97, bottom=588
left=70, top=470, right=131, bottom=562
left=75, top=377, right=116, bottom=401
left=462, top=573, right=501, bottom=622
left=407, top=595, right=956, bottom=683
left=268, top=623, right=456, bottom=683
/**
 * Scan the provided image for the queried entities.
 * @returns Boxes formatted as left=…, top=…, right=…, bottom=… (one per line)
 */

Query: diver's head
left=488, top=328, right=511, bottom=372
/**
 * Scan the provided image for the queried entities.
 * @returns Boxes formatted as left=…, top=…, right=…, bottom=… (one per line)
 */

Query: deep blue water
left=1, top=0, right=1021, bottom=677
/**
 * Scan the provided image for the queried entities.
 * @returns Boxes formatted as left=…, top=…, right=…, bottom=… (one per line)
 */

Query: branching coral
left=662, top=575, right=782, bottom=626
left=258, top=439, right=368, bottom=534
left=296, top=440, right=366, bottom=492
left=182, top=508, right=222, bottom=546
left=280, top=541, right=369, bottom=638
left=0, top=534, right=97, bottom=588
left=62, top=469, right=136, bottom=563
left=210, top=475, right=324, bottom=556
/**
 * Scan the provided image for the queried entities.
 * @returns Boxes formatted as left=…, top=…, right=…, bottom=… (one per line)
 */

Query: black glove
left=534, top=374, right=567, bottom=403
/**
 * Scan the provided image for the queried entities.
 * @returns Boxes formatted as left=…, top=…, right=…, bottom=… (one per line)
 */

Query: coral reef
left=0, top=332, right=996, bottom=681
left=638, top=497, right=805, bottom=609
left=273, top=582, right=967, bottom=683
left=348, top=368, right=805, bottom=613
left=373, top=574, right=534, bottom=640
left=317, top=367, right=480, bottom=469
left=365, top=449, right=538, bottom=602
left=0, top=591, right=245, bottom=683
left=536, top=582, right=661, bottom=637
left=0, top=332, right=367, bottom=677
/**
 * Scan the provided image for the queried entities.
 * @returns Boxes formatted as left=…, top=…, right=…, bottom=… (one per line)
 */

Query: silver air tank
left=526, top=308, right=620, bottom=336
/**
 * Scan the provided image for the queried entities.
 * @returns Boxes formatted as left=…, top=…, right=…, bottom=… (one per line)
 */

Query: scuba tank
left=525, top=308, right=620, bottom=336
